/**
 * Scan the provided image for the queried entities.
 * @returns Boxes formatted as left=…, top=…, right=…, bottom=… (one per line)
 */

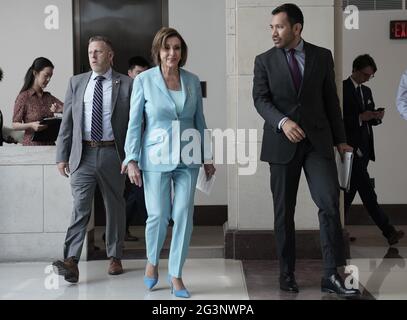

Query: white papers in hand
left=196, top=167, right=216, bottom=195
left=335, top=151, right=353, bottom=192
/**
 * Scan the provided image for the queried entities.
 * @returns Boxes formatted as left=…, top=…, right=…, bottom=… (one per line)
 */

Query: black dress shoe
left=321, top=274, right=360, bottom=297
left=125, top=231, right=139, bottom=241
left=279, top=273, right=299, bottom=293
left=387, top=230, right=404, bottom=246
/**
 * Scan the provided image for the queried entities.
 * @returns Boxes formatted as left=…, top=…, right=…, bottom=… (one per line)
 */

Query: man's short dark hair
left=128, top=56, right=150, bottom=71
left=352, top=54, right=377, bottom=73
left=272, top=3, right=304, bottom=32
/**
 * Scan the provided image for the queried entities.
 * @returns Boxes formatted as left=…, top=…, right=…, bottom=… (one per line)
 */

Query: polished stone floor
left=242, top=225, right=407, bottom=300
left=347, top=225, right=407, bottom=300
left=242, top=260, right=373, bottom=300
left=0, top=259, right=247, bottom=300
left=0, top=225, right=406, bottom=300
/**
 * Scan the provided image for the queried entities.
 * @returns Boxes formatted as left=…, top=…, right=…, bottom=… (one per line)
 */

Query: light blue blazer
left=124, top=66, right=210, bottom=172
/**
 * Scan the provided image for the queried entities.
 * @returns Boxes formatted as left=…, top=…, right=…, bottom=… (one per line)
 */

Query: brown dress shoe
left=52, top=257, right=79, bottom=283
left=108, top=257, right=123, bottom=275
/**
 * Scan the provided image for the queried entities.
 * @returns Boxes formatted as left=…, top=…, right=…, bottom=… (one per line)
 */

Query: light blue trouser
left=143, top=165, right=199, bottom=278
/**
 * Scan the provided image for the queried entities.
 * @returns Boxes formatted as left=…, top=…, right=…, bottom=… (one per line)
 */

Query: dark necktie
left=288, top=49, right=302, bottom=93
left=91, top=76, right=105, bottom=141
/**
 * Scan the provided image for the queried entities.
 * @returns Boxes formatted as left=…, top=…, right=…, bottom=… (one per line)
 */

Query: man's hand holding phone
left=375, top=107, right=385, bottom=120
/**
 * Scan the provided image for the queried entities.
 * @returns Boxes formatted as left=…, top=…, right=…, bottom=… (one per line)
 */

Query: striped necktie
left=91, top=76, right=105, bottom=141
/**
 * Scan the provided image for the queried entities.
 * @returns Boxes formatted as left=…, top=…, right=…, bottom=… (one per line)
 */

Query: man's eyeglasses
left=359, top=70, right=375, bottom=79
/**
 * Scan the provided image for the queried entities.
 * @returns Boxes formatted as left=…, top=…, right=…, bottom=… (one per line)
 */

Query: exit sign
left=390, top=21, right=407, bottom=39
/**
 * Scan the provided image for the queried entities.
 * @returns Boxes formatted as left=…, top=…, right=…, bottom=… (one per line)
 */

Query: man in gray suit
left=253, top=4, right=359, bottom=297
left=53, top=36, right=132, bottom=283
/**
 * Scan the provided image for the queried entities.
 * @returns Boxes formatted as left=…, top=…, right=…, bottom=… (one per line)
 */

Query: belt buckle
left=90, top=141, right=98, bottom=147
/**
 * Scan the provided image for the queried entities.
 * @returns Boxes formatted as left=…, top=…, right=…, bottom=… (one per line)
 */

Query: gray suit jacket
left=253, top=41, right=346, bottom=164
left=56, top=70, right=132, bottom=173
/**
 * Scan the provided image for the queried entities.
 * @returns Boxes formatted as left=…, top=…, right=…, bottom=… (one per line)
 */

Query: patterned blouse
left=13, top=88, right=63, bottom=146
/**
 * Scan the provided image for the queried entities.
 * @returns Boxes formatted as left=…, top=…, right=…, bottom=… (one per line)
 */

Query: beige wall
left=0, top=0, right=73, bottom=126
left=0, top=147, right=77, bottom=261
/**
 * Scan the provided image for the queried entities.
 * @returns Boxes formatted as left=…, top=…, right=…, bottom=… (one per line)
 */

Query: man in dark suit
left=253, top=3, right=359, bottom=297
left=343, top=54, right=404, bottom=246
left=53, top=36, right=132, bottom=283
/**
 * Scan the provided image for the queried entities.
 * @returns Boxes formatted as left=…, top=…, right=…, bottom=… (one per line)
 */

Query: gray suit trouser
left=63, top=145, right=126, bottom=260
left=269, top=139, right=346, bottom=275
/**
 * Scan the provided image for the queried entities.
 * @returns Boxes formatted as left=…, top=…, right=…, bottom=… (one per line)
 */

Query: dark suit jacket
left=342, top=77, right=380, bottom=161
left=56, top=70, right=133, bottom=173
left=253, top=41, right=346, bottom=165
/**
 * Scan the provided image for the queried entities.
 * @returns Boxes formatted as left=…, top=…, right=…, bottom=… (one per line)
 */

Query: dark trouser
left=125, top=178, right=148, bottom=230
left=269, top=139, right=346, bottom=275
left=344, top=156, right=394, bottom=238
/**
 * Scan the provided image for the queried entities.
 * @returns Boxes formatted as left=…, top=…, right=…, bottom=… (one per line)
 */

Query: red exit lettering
left=395, top=22, right=407, bottom=38
left=391, top=21, right=407, bottom=39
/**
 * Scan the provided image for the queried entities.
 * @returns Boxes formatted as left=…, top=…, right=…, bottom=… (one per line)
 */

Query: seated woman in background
left=12, top=57, right=63, bottom=145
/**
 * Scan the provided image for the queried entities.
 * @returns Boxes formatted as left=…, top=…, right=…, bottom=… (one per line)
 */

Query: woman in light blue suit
left=122, top=27, right=215, bottom=298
